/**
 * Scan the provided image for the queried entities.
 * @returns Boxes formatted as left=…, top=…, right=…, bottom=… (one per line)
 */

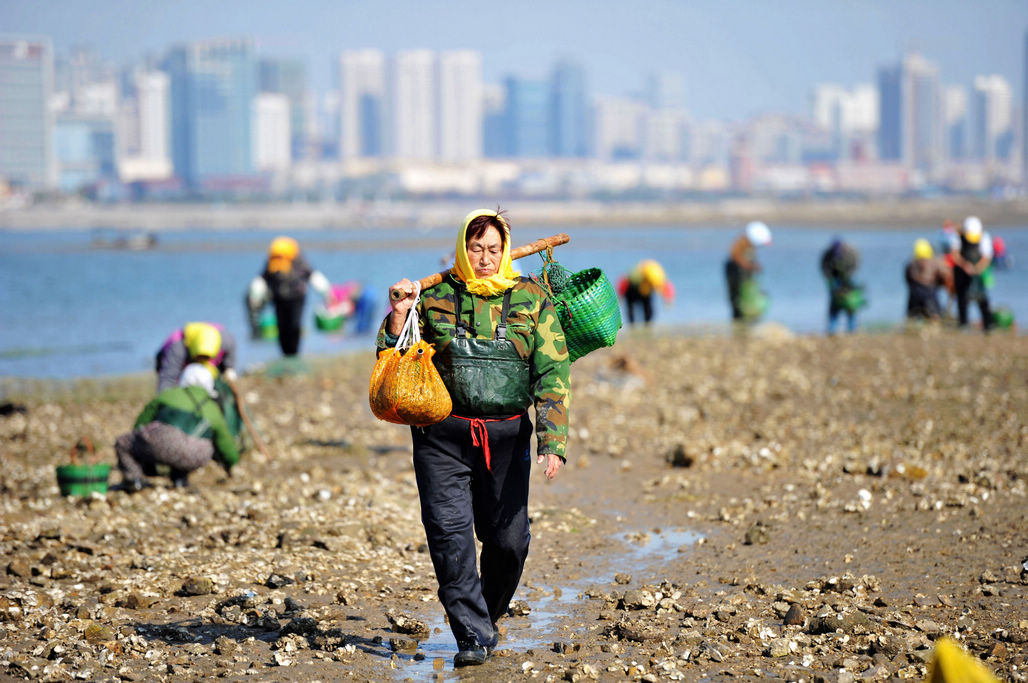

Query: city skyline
left=3, top=0, right=1027, bottom=122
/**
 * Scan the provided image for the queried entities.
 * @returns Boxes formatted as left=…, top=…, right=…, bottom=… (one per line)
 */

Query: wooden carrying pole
left=390, top=233, right=570, bottom=300
left=225, top=377, right=270, bottom=460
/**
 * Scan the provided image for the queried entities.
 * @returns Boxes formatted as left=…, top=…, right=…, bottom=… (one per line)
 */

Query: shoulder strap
left=496, top=288, right=514, bottom=341
left=453, top=282, right=474, bottom=338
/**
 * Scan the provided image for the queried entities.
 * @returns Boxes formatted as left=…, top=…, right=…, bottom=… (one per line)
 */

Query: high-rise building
left=551, top=60, right=589, bottom=158
left=165, top=38, right=256, bottom=187
left=390, top=50, right=436, bottom=160
left=943, top=85, right=967, bottom=161
left=593, top=95, right=645, bottom=161
left=55, top=113, right=116, bottom=191
left=339, top=50, right=386, bottom=160
left=876, top=54, right=942, bottom=172
left=0, top=37, right=55, bottom=189
left=437, top=50, right=482, bottom=161
left=259, top=58, right=310, bottom=160
left=253, top=93, right=291, bottom=171
left=972, top=75, right=1013, bottom=163
left=482, top=83, right=507, bottom=158
left=504, top=76, right=550, bottom=158
left=642, top=108, right=687, bottom=162
left=118, top=69, right=172, bottom=181
left=812, top=84, right=877, bottom=161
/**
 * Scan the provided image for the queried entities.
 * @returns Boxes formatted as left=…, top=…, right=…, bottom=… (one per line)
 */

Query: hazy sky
left=3, top=0, right=1027, bottom=121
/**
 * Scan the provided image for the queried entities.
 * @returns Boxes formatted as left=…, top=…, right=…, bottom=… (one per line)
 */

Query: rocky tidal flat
left=1, top=331, right=1026, bottom=681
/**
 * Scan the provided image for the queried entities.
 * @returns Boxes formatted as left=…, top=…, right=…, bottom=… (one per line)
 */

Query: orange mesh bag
left=369, top=284, right=452, bottom=427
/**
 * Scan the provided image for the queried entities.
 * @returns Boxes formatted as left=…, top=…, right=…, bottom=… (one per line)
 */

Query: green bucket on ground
left=314, top=308, right=345, bottom=332
left=991, top=307, right=1014, bottom=329
left=56, top=463, right=111, bottom=496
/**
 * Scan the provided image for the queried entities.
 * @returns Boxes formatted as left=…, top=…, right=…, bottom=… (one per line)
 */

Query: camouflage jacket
left=377, top=274, right=570, bottom=460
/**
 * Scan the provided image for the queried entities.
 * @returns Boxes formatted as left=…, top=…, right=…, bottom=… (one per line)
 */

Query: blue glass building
left=55, top=114, right=116, bottom=192
left=165, top=39, right=256, bottom=188
left=504, top=77, right=550, bottom=158
left=550, top=60, right=589, bottom=158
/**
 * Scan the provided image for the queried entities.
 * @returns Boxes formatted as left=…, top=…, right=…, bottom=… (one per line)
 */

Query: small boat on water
left=90, top=229, right=158, bottom=251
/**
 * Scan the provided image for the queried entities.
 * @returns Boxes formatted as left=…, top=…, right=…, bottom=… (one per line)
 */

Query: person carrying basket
left=380, top=208, right=570, bottom=667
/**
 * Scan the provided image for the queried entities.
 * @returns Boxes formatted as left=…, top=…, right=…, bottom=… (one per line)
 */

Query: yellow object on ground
left=925, top=637, right=999, bottom=683
left=183, top=322, right=222, bottom=359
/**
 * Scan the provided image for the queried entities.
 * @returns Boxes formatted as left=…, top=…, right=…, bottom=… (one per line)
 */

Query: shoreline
left=3, top=197, right=1028, bottom=231
left=0, top=322, right=1013, bottom=402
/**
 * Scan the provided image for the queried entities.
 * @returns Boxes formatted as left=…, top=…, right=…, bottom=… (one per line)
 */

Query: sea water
left=1, top=223, right=1025, bottom=380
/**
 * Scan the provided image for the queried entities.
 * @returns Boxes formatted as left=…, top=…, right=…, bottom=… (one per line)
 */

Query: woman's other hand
left=538, top=453, right=563, bottom=480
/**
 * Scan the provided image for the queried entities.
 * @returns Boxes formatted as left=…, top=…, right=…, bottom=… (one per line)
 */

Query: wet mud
left=1, top=329, right=1026, bottom=681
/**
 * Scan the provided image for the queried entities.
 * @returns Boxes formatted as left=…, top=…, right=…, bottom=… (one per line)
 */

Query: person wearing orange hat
left=618, top=259, right=675, bottom=326
left=154, top=321, right=237, bottom=393
left=246, top=237, right=331, bottom=356
left=950, top=216, right=994, bottom=331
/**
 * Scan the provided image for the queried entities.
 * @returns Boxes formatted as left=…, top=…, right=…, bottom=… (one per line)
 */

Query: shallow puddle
left=391, top=526, right=703, bottom=678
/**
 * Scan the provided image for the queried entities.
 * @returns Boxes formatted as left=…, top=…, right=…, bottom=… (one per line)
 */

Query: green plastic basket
left=546, top=267, right=622, bottom=363
left=55, top=438, right=110, bottom=496
left=56, top=463, right=111, bottom=496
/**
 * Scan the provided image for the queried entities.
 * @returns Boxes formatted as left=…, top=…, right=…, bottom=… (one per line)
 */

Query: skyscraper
left=339, top=50, right=386, bottom=160
left=876, top=54, right=942, bottom=172
left=942, top=85, right=967, bottom=161
left=551, top=60, right=589, bottom=158
left=437, top=50, right=482, bottom=162
left=259, top=58, right=310, bottom=160
left=391, top=50, right=436, bottom=160
left=253, top=93, right=291, bottom=171
left=118, top=69, right=172, bottom=181
left=504, top=76, right=550, bottom=158
left=0, top=37, right=55, bottom=189
left=165, top=38, right=256, bottom=188
left=972, top=75, right=1013, bottom=163
left=593, top=95, right=645, bottom=161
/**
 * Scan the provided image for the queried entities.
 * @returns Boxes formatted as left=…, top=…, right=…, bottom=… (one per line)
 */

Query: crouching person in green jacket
left=114, top=363, right=240, bottom=492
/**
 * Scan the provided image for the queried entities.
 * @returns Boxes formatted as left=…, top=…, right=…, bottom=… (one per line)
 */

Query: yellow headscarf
left=452, top=209, right=520, bottom=297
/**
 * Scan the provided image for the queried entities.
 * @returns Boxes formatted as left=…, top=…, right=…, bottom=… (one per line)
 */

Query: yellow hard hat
left=183, top=322, right=222, bottom=359
left=268, top=236, right=299, bottom=273
left=640, top=260, right=667, bottom=289
left=913, top=238, right=934, bottom=260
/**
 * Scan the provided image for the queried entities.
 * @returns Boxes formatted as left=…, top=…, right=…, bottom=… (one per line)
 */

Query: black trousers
left=411, top=413, right=533, bottom=648
left=273, top=295, right=306, bottom=356
left=624, top=284, right=654, bottom=325
left=953, top=268, right=992, bottom=330
left=724, top=260, right=746, bottom=320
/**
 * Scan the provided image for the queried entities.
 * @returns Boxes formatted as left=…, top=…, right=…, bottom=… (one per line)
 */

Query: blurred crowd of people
left=618, top=215, right=1013, bottom=335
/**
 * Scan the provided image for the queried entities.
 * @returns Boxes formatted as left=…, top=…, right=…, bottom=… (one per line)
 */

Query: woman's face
left=466, top=225, right=504, bottom=278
